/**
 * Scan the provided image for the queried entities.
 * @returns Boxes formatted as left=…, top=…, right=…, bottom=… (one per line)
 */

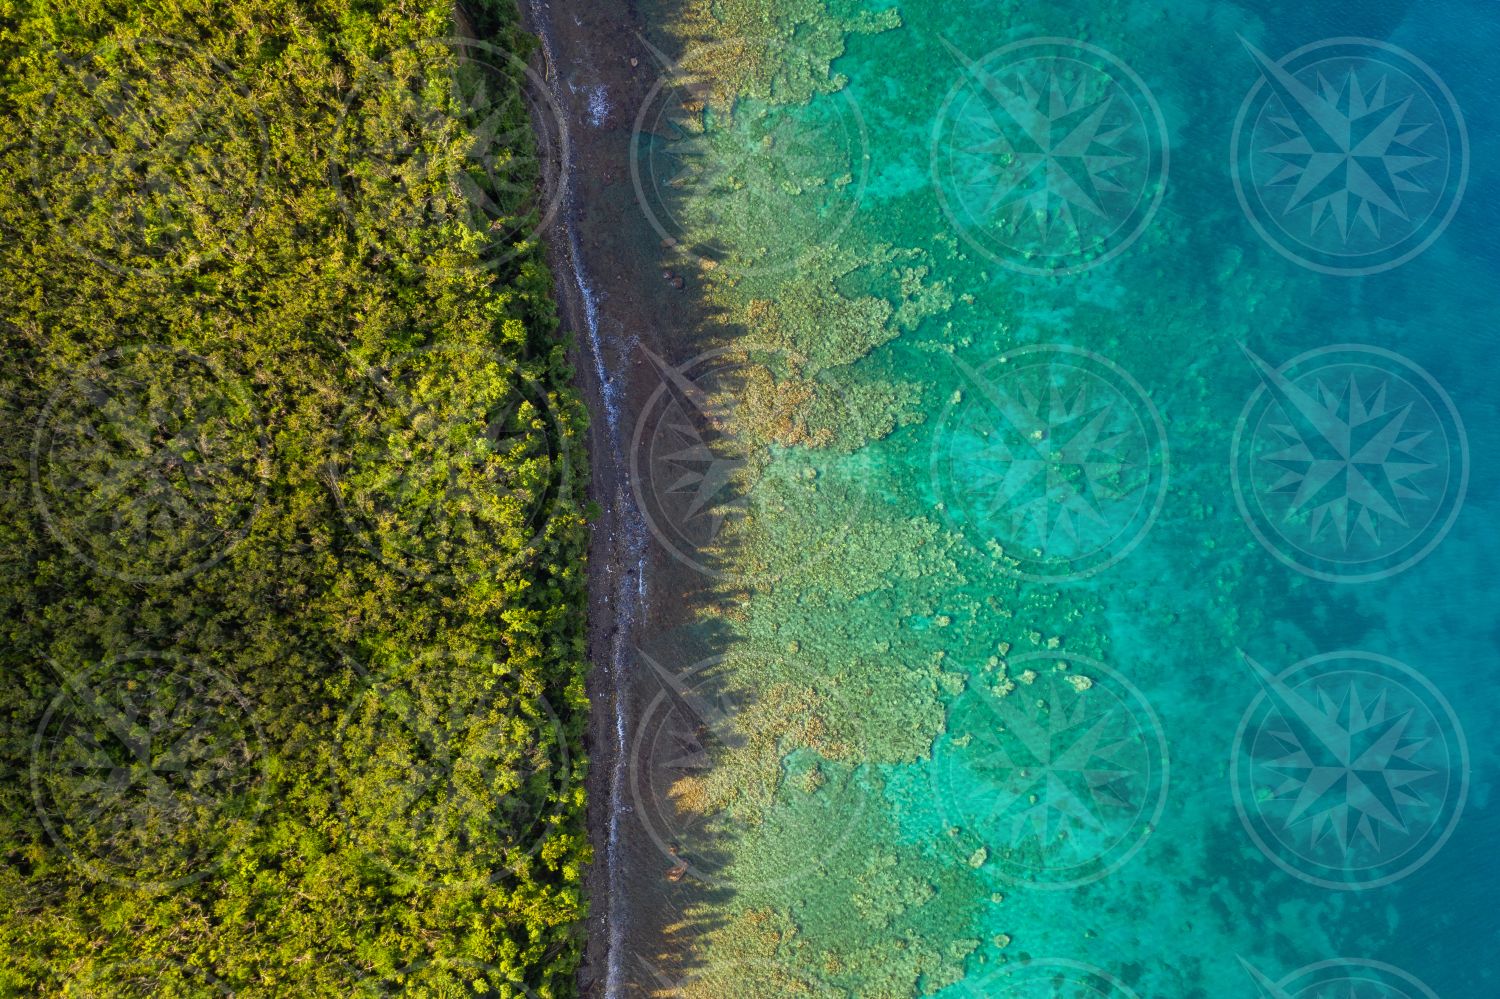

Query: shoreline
left=516, top=2, right=663, bottom=993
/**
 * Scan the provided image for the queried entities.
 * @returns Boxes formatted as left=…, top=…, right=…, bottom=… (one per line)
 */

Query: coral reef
left=667, top=0, right=901, bottom=112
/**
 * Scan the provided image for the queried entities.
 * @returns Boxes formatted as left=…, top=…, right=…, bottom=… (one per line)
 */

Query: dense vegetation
left=0, top=0, right=590, bottom=994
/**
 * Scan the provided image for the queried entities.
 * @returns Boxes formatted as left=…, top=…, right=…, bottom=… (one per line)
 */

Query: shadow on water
left=516, top=0, right=820, bottom=992
left=541, top=0, right=901, bottom=990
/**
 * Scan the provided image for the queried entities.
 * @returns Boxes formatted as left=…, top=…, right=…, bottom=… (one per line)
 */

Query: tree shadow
left=515, top=0, right=876, bottom=993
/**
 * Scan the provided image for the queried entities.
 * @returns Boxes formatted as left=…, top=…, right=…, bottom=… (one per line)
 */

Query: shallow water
left=612, top=0, right=1500, bottom=994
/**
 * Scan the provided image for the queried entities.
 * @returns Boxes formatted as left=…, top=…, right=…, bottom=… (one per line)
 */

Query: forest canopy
left=0, top=0, right=590, bottom=995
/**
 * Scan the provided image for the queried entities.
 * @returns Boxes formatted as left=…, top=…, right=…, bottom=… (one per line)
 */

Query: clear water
left=620, top=0, right=1500, bottom=994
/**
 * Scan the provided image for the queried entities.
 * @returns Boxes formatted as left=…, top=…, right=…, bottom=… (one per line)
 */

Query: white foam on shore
left=565, top=79, right=611, bottom=128
left=588, top=84, right=611, bottom=127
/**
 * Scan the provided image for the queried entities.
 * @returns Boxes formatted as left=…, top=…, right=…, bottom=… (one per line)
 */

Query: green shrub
left=0, top=1, right=590, bottom=995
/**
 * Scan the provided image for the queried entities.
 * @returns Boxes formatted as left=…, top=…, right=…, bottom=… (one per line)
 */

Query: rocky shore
left=516, top=2, right=703, bottom=993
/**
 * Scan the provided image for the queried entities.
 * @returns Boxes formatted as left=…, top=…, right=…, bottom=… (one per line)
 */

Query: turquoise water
left=620, top=0, right=1499, bottom=994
